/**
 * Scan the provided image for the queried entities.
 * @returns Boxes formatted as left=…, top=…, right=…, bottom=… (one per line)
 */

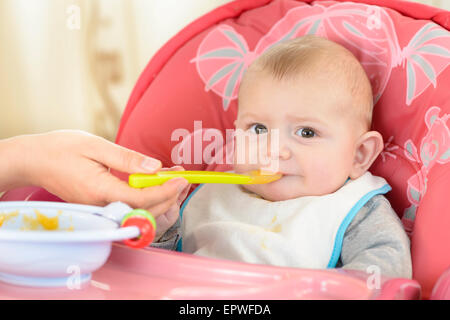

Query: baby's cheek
left=233, top=162, right=251, bottom=174
left=305, top=158, right=336, bottom=191
left=234, top=133, right=271, bottom=167
left=310, top=156, right=351, bottom=194
left=304, top=156, right=327, bottom=177
left=233, top=141, right=251, bottom=167
left=241, top=183, right=261, bottom=196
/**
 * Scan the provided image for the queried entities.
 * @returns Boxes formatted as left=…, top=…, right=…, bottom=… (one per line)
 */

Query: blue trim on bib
left=176, top=184, right=205, bottom=252
left=326, top=183, right=392, bottom=268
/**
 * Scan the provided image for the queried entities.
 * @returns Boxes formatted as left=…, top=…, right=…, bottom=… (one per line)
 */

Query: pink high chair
left=2, top=0, right=449, bottom=300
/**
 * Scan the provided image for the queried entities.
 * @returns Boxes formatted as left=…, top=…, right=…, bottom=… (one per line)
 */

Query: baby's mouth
left=274, top=170, right=295, bottom=176
left=274, top=172, right=300, bottom=179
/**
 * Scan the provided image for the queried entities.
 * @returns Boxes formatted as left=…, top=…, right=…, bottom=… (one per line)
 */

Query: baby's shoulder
left=347, top=194, right=401, bottom=232
left=362, top=193, right=393, bottom=211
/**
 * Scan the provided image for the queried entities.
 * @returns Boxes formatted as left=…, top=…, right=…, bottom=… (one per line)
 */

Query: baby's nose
left=267, top=142, right=291, bottom=160
left=262, top=145, right=290, bottom=174
left=264, top=132, right=288, bottom=159
left=278, top=147, right=291, bottom=160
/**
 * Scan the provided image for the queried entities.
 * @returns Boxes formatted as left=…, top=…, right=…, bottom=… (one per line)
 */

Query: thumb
left=88, top=138, right=162, bottom=174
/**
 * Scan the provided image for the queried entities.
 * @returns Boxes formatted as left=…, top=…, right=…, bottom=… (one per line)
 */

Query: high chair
left=1, top=0, right=449, bottom=300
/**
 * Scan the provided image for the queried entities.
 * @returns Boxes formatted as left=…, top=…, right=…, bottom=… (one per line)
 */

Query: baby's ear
left=349, top=131, right=384, bottom=179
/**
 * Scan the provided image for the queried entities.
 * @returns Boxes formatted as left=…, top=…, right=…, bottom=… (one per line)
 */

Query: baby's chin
left=242, top=175, right=307, bottom=201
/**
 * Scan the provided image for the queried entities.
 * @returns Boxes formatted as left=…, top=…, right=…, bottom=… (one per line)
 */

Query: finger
left=177, top=184, right=191, bottom=206
left=145, top=194, right=180, bottom=218
left=100, top=175, right=188, bottom=209
left=86, top=137, right=162, bottom=174
left=154, top=204, right=180, bottom=240
left=160, top=165, right=185, bottom=172
left=155, top=204, right=179, bottom=227
left=161, top=166, right=190, bottom=204
left=145, top=177, right=189, bottom=204
left=142, top=178, right=188, bottom=216
left=169, top=166, right=185, bottom=171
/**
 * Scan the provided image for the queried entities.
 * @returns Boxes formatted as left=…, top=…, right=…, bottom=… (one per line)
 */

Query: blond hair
left=240, top=35, right=373, bottom=131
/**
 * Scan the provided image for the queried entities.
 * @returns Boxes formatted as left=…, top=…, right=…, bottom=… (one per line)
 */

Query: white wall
left=0, top=0, right=232, bottom=140
left=410, top=0, right=450, bottom=10
left=0, top=0, right=447, bottom=140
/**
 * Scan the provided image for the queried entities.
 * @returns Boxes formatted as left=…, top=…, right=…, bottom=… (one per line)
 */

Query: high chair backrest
left=114, top=0, right=450, bottom=299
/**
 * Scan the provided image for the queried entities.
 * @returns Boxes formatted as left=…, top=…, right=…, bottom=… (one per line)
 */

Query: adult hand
left=10, top=130, right=189, bottom=219
left=153, top=166, right=190, bottom=241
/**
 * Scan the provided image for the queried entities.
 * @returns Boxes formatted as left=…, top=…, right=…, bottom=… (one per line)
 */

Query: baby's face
left=234, top=72, right=362, bottom=201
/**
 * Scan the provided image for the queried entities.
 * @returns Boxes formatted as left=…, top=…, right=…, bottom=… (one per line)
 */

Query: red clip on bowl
left=121, top=209, right=156, bottom=249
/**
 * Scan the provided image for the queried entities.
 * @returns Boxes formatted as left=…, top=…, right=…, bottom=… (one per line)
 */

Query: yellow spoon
left=129, top=170, right=282, bottom=188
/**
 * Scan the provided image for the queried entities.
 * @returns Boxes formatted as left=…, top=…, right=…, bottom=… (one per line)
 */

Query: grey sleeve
left=335, top=194, right=412, bottom=279
left=149, top=216, right=181, bottom=251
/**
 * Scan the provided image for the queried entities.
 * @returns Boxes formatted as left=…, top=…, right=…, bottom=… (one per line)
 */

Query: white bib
left=180, top=171, right=391, bottom=269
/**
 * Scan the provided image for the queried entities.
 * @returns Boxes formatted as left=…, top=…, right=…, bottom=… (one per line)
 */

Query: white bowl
left=0, top=201, right=139, bottom=287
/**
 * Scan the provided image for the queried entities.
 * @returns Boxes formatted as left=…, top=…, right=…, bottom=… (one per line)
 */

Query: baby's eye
left=249, top=124, right=268, bottom=135
left=295, top=127, right=316, bottom=138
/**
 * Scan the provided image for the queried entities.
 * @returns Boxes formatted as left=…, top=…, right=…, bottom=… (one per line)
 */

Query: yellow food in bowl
left=22, top=210, right=62, bottom=231
left=0, top=209, right=74, bottom=231
left=0, top=210, right=19, bottom=227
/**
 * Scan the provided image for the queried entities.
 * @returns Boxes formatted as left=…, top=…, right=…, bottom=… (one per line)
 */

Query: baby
left=155, top=35, right=412, bottom=279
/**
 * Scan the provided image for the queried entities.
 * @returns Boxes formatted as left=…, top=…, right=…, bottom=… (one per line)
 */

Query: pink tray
left=0, top=243, right=421, bottom=300
left=430, top=267, right=450, bottom=300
